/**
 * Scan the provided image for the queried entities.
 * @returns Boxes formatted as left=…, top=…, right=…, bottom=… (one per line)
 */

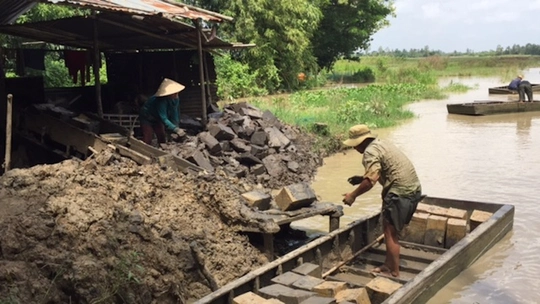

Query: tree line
left=366, top=43, right=540, bottom=57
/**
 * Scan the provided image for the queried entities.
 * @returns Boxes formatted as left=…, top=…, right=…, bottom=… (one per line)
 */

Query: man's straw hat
left=343, top=124, right=377, bottom=147
left=154, top=78, right=185, bottom=97
left=518, top=75, right=524, bottom=79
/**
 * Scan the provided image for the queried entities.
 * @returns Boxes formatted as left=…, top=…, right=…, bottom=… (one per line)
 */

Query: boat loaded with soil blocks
left=447, top=100, right=540, bottom=115
left=195, top=196, right=514, bottom=304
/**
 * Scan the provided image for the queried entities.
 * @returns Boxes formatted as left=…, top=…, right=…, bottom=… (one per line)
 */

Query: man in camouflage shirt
left=342, top=124, right=422, bottom=277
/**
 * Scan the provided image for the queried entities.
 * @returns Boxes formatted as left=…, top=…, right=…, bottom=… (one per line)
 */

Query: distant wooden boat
left=488, top=84, right=540, bottom=94
left=447, top=100, right=540, bottom=116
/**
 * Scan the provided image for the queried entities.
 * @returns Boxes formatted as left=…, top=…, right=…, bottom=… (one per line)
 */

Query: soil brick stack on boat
left=230, top=261, right=404, bottom=304
left=195, top=197, right=514, bottom=304
left=401, top=202, right=494, bottom=249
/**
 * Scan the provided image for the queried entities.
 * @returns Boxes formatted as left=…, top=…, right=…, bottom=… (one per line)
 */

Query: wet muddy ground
left=0, top=105, right=325, bottom=303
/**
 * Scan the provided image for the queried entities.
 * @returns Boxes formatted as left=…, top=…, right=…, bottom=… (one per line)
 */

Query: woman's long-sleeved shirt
left=139, top=95, right=179, bottom=132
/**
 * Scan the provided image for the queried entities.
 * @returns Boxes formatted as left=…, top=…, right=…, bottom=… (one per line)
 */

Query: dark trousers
left=141, top=122, right=167, bottom=145
left=518, top=83, right=533, bottom=102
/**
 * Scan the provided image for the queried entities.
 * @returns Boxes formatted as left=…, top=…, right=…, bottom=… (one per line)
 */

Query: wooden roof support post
left=0, top=46, right=8, bottom=173
left=93, top=13, right=103, bottom=117
left=172, top=49, right=179, bottom=80
left=4, top=94, right=12, bottom=172
left=196, top=19, right=207, bottom=125
left=0, top=46, right=5, bottom=104
left=203, top=53, right=213, bottom=107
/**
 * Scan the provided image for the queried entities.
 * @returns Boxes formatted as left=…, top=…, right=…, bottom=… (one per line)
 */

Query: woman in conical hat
left=139, top=78, right=186, bottom=145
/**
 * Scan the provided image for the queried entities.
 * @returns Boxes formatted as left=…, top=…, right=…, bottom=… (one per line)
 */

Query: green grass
left=332, top=55, right=540, bottom=84
left=235, top=55, right=540, bottom=154
left=442, top=81, right=474, bottom=93
left=247, top=81, right=447, bottom=153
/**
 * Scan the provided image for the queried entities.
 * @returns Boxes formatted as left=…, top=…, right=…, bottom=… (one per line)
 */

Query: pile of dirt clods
left=0, top=154, right=278, bottom=304
left=163, top=102, right=323, bottom=189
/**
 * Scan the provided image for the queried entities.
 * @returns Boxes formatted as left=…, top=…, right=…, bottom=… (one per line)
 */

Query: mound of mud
left=0, top=155, right=271, bottom=303
left=164, top=102, right=323, bottom=189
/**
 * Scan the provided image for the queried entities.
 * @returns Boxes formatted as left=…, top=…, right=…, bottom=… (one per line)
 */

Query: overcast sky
left=369, top=0, right=540, bottom=53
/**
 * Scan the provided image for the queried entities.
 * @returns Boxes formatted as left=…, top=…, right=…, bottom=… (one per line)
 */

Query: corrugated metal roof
left=48, top=0, right=231, bottom=22
left=0, top=0, right=232, bottom=25
left=0, top=13, right=238, bottom=51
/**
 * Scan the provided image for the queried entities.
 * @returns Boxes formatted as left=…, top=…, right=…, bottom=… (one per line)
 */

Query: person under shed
left=139, top=78, right=187, bottom=145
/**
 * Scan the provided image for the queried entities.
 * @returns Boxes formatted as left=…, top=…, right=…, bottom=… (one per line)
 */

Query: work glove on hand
left=347, top=175, right=364, bottom=186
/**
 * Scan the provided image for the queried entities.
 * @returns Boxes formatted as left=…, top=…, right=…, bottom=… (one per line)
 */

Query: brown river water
left=294, top=68, right=540, bottom=303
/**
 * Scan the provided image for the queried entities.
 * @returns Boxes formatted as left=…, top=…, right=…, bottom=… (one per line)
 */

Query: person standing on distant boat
left=518, top=79, right=534, bottom=103
left=508, top=75, right=522, bottom=94
left=342, top=124, right=423, bottom=278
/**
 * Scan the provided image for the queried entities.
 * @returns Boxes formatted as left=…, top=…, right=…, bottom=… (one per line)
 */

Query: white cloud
left=370, top=0, right=539, bottom=52
left=479, top=11, right=519, bottom=23
left=529, top=0, right=540, bottom=10
left=421, top=3, right=441, bottom=19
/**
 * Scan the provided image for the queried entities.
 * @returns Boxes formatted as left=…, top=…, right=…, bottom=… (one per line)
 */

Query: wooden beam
left=92, top=13, right=103, bottom=117
left=203, top=53, right=213, bottom=106
left=95, top=15, right=198, bottom=50
left=0, top=26, right=115, bottom=49
left=172, top=49, right=179, bottom=80
left=112, top=144, right=152, bottom=165
left=263, top=233, right=274, bottom=261
left=4, top=94, right=13, bottom=172
left=196, top=20, right=207, bottom=125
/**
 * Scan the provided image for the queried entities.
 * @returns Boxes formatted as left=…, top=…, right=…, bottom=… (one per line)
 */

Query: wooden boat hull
left=447, top=100, right=540, bottom=115
left=194, top=196, right=514, bottom=304
left=488, top=83, right=540, bottom=94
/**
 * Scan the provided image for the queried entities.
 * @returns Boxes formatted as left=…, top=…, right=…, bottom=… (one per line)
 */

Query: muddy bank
left=0, top=100, right=329, bottom=303
left=0, top=155, right=271, bottom=303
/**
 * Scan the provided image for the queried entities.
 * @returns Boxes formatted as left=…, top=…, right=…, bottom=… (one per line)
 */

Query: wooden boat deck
left=447, top=100, right=540, bottom=115
left=194, top=196, right=514, bottom=304
left=327, top=242, right=444, bottom=288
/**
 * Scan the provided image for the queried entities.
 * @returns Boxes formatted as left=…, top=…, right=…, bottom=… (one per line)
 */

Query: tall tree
left=192, top=0, right=321, bottom=92
left=312, top=0, right=393, bottom=69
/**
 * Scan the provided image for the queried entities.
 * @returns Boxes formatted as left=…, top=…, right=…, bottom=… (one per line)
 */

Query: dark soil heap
left=0, top=155, right=273, bottom=304
left=0, top=103, right=327, bottom=303
left=163, top=102, right=323, bottom=189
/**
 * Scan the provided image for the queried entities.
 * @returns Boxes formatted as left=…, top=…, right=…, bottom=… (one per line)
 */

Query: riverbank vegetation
left=330, top=55, right=540, bottom=84
left=234, top=54, right=540, bottom=153
left=248, top=82, right=444, bottom=153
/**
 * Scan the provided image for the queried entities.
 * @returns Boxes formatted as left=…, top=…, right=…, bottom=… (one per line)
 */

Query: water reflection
left=296, top=68, right=540, bottom=303
left=516, top=115, right=532, bottom=137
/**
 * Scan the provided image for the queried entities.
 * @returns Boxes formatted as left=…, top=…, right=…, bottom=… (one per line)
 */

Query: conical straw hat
left=154, top=78, right=185, bottom=97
